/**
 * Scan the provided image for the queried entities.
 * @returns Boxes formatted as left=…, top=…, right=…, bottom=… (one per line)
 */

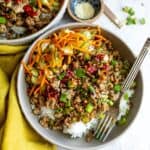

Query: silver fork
left=94, top=38, right=150, bottom=142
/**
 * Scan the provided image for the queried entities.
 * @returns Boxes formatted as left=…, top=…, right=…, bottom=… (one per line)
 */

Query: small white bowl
left=0, top=0, right=68, bottom=45
left=17, top=23, right=143, bottom=150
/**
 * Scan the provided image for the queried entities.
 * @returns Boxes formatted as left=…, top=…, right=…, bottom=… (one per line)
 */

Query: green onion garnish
left=88, top=85, right=95, bottom=93
left=85, top=103, right=94, bottom=113
left=0, top=17, right=7, bottom=24
left=114, top=84, right=121, bottom=93
left=60, top=93, right=67, bottom=103
left=58, top=72, right=66, bottom=80
left=139, top=18, right=146, bottom=25
left=75, top=68, right=86, bottom=78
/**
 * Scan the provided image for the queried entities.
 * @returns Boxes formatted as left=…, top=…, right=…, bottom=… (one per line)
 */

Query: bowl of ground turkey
left=17, top=23, right=143, bottom=150
left=0, top=0, right=68, bottom=45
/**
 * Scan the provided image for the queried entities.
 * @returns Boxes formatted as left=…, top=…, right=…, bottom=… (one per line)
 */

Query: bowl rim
left=67, top=0, right=104, bottom=23
left=17, top=22, right=144, bottom=150
left=0, top=0, right=69, bottom=45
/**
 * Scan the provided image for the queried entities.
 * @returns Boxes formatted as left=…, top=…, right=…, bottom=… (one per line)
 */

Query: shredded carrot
left=37, top=0, right=42, bottom=9
left=34, top=86, right=40, bottom=94
left=29, top=86, right=36, bottom=96
left=22, top=61, right=31, bottom=74
left=95, top=35, right=107, bottom=41
left=40, top=75, right=46, bottom=89
left=68, top=56, right=71, bottom=64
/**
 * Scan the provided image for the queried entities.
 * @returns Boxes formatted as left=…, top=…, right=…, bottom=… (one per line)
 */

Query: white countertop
left=58, top=0, right=150, bottom=149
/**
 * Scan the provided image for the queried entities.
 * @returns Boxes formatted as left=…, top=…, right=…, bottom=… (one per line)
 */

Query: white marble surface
left=58, top=0, right=150, bottom=149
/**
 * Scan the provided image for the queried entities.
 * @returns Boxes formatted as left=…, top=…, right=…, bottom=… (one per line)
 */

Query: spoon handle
left=103, top=3, right=123, bottom=28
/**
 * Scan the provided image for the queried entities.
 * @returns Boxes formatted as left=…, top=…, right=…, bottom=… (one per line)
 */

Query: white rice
left=40, top=107, right=55, bottom=120
left=117, top=89, right=134, bottom=120
left=63, top=118, right=98, bottom=138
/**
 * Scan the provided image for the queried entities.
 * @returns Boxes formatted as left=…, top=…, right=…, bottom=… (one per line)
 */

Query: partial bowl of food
left=68, top=0, right=104, bottom=23
left=0, top=0, right=68, bottom=45
left=17, top=23, right=143, bottom=150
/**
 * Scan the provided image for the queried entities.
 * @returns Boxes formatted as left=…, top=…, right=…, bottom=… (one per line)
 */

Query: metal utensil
left=94, top=38, right=150, bottom=142
left=104, top=3, right=124, bottom=28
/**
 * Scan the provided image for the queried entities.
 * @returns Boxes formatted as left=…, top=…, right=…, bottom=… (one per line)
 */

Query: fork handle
left=121, top=38, right=150, bottom=92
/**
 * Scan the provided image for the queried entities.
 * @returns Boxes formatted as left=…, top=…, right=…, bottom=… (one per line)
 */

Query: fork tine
left=99, top=117, right=113, bottom=141
left=102, top=123, right=115, bottom=142
left=94, top=116, right=105, bottom=136
left=96, top=115, right=110, bottom=139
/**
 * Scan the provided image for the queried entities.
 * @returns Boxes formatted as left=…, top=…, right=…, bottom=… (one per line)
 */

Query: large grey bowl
left=17, top=23, right=143, bottom=150
left=0, top=0, right=68, bottom=45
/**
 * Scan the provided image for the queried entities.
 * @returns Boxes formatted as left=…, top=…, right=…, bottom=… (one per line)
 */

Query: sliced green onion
left=117, top=116, right=127, bottom=125
left=82, top=31, right=93, bottom=39
left=85, top=103, right=94, bottom=113
left=92, top=77, right=97, bottom=83
left=75, top=68, right=86, bottom=78
left=139, top=18, right=146, bottom=25
left=126, top=16, right=137, bottom=25
left=31, top=76, right=38, bottom=85
left=100, top=98, right=114, bottom=106
left=111, top=59, right=117, bottom=66
left=0, top=17, right=7, bottom=24
left=97, top=47, right=104, bottom=53
left=122, top=6, right=135, bottom=16
left=114, top=84, right=121, bottom=93
left=82, top=116, right=89, bottom=123
left=84, top=54, right=91, bottom=60
left=60, top=93, right=67, bottom=103
left=31, top=69, right=38, bottom=77
left=30, top=0, right=36, bottom=5
left=124, top=93, right=129, bottom=101
left=66, top=99, right=71, bottom=107
left=55, top=108, right=63, bottom=113
left=42, top=0, right=49, bottom=5
left=88, top=85, right=95, bottom=93
left=98, top=112, right=105, bottom=119
left=58, top=72, right=66, bottom=80
left=128, top=8, right=135, bottom=16
left=107, top=100, right=114, bottom=106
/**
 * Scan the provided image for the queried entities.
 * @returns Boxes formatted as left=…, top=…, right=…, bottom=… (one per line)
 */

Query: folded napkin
left=0, top=45, right=56, bottom=150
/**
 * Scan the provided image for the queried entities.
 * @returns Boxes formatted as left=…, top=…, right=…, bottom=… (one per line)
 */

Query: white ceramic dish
left=17, top=23, right=143, bottom=150
left=0, top=0, right=68, bottom=45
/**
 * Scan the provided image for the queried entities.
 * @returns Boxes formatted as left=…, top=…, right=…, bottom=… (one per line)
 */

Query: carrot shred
left=34, top=86, right=40, bottom=94
left=29, top=86, right=36, bottom=96
left=22, top=61, right=31, bottom=74
left=37, top=0, right=42, bottom=9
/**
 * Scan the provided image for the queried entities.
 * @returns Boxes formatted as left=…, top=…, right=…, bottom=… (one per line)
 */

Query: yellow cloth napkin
left=0, top=45, right=56, bottom=150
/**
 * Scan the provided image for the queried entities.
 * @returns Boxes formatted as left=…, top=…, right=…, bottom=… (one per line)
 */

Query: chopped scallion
left=0, top=16, right=7, bottom=24
left=85, top=103, right=94, bottom=113
left=60, top=93, right=67, bottom=103
left=139, top=18, right=146, bottom=25
left=88, top=85, right=95, bottom=93
left=114, top=84, right=121, bottom=93
left=75, top=68, right=86, bottom=78
left=58, top=72, right=66, bottom=80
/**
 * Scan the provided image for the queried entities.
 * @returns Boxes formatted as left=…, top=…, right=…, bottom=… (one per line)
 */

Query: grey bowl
left=0, top=0, right=68, bottom=45
left=17, top=23, right=143, bottom=150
